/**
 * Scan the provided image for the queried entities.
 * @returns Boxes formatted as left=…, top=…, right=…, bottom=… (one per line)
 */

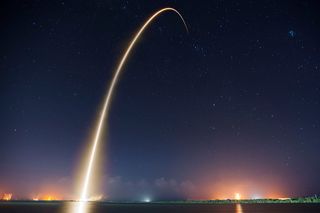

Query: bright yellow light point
left=235, top=193, right=241, bottom=200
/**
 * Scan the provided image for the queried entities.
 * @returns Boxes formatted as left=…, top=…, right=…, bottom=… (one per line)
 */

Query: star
left=288, top=30, right=296, bottom=38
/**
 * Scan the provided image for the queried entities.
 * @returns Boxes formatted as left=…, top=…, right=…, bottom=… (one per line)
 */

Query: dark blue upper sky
left=1, top=0, right=320, bottom=200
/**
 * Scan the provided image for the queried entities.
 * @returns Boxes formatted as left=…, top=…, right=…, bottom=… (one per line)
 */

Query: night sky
left=1, top=0, right=320, bottom=201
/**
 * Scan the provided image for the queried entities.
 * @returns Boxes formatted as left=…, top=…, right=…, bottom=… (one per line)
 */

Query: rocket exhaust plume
left=78, top=7, right=188, bottom=205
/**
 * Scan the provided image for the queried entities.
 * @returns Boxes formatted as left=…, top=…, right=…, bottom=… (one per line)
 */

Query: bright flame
left=235, top=193, right=241, bottom=200
left=2, top=193, right=12, bottom=201
left=77, top=7, right=188, bottom=207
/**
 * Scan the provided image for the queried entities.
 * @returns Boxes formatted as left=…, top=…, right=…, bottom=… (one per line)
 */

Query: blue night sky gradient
left=1, top=0, right=320, bottom=200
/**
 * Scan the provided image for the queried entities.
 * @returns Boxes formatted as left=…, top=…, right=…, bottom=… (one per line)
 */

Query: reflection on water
left=236, top=203, right=243, bottom=213
left=63, top=202, right=245, bottom=213
left=64, top=202, right=244, bottom=213
left=2, top=202, right=320, bottom=213
left=62, top=201, right=92, bottom=213
left=62, top=202, right=246, bottom=213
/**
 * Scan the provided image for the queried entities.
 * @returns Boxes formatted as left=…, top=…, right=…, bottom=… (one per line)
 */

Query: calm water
left=1, top=202, right=320, bottom=213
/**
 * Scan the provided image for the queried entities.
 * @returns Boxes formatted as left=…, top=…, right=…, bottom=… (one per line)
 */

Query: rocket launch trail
left=79, top=7, right=188, bottom=204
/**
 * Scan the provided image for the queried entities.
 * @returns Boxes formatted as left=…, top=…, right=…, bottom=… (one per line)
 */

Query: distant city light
left=143, top=197, right=151, bottom=202
left=235, top=193, right=241, bottom=200
left=278, top=197, right=291, bottom=200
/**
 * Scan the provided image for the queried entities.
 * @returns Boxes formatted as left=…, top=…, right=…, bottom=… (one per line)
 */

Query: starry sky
left=1, top=0, right=320, bottom=200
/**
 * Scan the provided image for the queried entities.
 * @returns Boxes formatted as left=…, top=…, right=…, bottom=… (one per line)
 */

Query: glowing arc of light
left=79, top=7, right=188, bottom=202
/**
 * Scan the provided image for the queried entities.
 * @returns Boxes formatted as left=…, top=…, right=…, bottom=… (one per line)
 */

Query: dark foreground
left=1, top=202, right=320, bottom=213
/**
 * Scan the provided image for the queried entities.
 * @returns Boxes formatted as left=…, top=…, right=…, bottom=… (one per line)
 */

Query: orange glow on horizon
left=207, top=176, right=287, bottom=200
left=2, top=193, right=12, bottom=201
left=43, top=195, right=60, bottom=201
left=45, top=196, right=53, bottom=201
left=264, top=192, right=288, bottom=199
left=32, top=194, right=60, bottom=201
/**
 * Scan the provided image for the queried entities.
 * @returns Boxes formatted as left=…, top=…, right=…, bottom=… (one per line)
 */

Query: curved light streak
left=79, top=7, right=188, bottom=204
